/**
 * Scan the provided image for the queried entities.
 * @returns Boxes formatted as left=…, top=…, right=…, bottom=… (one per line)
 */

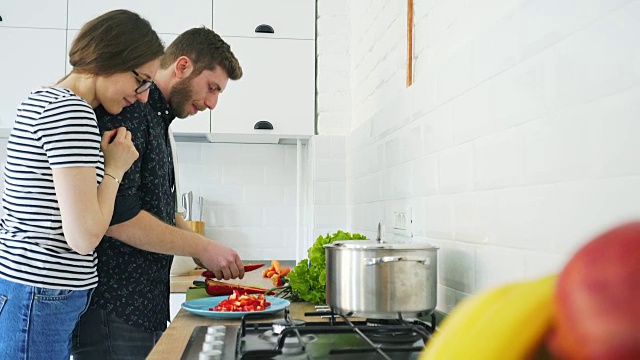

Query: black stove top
left=181, top=309, right=435, bottom=360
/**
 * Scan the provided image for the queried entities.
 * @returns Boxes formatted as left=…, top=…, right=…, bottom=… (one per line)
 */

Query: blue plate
left=181, top=295, right=290, bottom=319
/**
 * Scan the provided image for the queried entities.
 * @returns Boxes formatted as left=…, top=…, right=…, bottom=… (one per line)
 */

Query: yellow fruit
left=420, top=274, right=557, bottom=360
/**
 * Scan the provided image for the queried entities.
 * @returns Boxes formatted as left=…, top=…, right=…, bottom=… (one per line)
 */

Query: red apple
left=547, top=222, right=640, bottom=359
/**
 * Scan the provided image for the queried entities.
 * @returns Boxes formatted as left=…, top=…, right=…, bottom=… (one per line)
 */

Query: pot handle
left=364, top=256, right=431, bottom=267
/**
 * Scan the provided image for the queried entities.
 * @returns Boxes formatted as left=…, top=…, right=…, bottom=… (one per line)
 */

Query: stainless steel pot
left=324, top=240, right=438, bottom=319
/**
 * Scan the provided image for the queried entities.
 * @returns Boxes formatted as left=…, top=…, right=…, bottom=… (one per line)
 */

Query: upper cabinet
left=212, top=0, right=315, bottom=40
left=0, top=0, right=67, bottom=29
left=67, top=0, right=212, bottom=34
left=0, top=1, right=67, bottom=130
left=208, top=37, right=315, bottom=142
left=1, top=1, right=316, bottom=143
left=172, top=0, right=316, bottom=143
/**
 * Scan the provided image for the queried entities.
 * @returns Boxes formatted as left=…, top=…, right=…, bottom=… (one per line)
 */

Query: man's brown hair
left=160, top=27, right=242, bottom=80
left=69, top=9, right=164, bottom=75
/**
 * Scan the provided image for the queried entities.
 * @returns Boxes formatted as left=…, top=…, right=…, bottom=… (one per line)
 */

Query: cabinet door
left=210, top=37, right=315, bottom=137
left=213, top=0, right=315, bottom=40
left=0, top=0, right=67, bottom=29
left=67, top=0, right=212, bottom=34
left=169, top=293, right=186, bottom=321
left=0, top=28, right=67, bottom=129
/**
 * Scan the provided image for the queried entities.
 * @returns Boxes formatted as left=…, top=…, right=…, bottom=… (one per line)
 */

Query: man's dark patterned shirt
left=90, top=84, right=177, bottom=332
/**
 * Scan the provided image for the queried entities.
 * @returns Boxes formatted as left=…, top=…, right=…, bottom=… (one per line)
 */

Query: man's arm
left=105, top=211, right=245, bottom=280
left=175, top=212, right=194, bottom=231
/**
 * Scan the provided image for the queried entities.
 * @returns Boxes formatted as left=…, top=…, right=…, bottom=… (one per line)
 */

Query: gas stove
left=180, top=309, right=436, bottom=360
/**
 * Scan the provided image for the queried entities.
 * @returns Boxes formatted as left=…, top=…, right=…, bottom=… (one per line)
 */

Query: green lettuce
left=287, top=230, right=366, bottom=304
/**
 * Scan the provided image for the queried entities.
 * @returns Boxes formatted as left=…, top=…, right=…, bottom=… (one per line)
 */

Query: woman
left=0, top=9, right=164, bottom=359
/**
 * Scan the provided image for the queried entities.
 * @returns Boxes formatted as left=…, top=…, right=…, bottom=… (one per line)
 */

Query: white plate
left=181, top=296, right=290, bottom=319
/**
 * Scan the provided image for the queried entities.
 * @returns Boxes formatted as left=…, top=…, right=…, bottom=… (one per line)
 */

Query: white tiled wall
left=175, top=142, right=306, bottom=261
left=316, top=0, right=640, bottom=312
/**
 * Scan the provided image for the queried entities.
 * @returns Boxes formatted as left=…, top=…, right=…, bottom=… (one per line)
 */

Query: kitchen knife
left=187, top=191, right=193, bottom=221
left=200, top=264, right=265, bottom=278
left=183, top=191, right=193, bottom=221
left=181, top=193, right=189, bottom=220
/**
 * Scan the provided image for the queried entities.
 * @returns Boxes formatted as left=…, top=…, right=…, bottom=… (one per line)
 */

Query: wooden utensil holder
left=185, top=220, right=205, bottom=236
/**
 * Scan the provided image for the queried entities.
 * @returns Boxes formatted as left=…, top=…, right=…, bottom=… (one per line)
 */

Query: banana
left=419, top=274, right=557, bottom=360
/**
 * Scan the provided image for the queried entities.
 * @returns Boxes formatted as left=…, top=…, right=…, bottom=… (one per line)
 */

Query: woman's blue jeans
left=0, top=277, right=92, bottom=360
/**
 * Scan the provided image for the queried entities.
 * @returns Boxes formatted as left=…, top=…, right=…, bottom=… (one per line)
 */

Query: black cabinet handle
left=254, top=120, right=273, bottom=130
left=0, top=15, right=3, bottom=22
left=254, top=24, right=274, bottom=34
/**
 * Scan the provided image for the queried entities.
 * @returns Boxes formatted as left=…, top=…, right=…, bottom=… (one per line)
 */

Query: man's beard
left=170, top=76, right=195, bottom=119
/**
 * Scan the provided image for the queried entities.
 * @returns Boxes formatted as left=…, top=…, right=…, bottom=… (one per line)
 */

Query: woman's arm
left=53, top=166, right=120, bottom=255
left=53, top=128, right=138, bottom=255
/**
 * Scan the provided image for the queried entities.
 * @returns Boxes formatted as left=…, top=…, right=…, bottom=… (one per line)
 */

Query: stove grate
left=239, top=308, right=436, bottom=360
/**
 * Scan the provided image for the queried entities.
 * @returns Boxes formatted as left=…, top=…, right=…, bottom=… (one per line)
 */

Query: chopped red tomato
left=210, top=290, right=271, bottom=312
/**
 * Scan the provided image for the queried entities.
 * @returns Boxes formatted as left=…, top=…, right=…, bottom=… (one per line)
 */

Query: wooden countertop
left=148, top=300, right=319, bottom=359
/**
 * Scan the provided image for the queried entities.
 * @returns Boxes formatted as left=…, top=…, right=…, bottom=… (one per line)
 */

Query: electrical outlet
left=393, top=211, right=407, bottom=230
left=390, top=206, right=412, bottom=236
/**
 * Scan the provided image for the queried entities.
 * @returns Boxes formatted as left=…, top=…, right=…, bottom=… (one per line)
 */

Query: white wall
left=175, top=142, right=304, bottom=261
left=316, top=0, right=640, bottom=312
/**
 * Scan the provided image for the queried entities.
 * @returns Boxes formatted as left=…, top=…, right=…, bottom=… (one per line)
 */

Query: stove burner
left=365, top=318, right=424, bottom=344
left=365, top=318, right=404, bottom=326
left=257, top=330, right=317, bottom=355
left=271, top=318, right=306, bottom=334
left=365, top=328, right=423, bottom=344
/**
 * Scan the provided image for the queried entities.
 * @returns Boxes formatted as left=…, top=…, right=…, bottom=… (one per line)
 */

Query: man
left=71, top=27, right=244, bottom=359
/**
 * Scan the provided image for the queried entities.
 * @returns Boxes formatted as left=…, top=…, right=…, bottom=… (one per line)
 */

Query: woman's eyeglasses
left=131, top=70, right=153, bottom=94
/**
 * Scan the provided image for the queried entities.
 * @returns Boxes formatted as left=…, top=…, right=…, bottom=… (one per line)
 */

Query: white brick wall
left=308, top=135, right=349, bottom=243
left=316, top=0, right=640, bottom=311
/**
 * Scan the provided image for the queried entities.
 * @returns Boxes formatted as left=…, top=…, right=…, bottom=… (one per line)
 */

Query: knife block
left=185, top=220, right=205, bottom=236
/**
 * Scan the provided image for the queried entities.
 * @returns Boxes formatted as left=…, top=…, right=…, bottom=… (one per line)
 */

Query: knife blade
left=199, top=264, right=265, bottom=278
left=183, top=192, right=192, bottom=221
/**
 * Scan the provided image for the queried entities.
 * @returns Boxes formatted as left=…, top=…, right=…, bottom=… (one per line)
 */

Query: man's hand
left=196, top=240, right=245, bottom=280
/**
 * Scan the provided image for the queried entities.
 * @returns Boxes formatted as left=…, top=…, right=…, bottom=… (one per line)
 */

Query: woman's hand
left=101, top=127, right=139, bottom=178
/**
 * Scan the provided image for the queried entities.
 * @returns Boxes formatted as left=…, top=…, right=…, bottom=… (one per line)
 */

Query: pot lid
left=324, top=240, right=438, bottom=250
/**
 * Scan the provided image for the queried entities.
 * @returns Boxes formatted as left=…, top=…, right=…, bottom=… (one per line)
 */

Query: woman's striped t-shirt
left=0, top=87, right=104, bottom=290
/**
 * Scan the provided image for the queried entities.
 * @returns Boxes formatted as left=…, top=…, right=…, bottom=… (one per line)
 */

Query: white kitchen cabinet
left=0, top=1, right=68, bottom=130
left=0, top=0, right=67, bottom=29
left=67, top=0, right=212, bottom=34
left=169, top=293, right=186, bottom=321
left=209, top=36, right=315, bottom=140
left=0, top=28, right=67, bottom=129
left=173, top=0, right=316, bottom=143
left=0, top=1, right=316, bottom=143
left=212, top=0, right=315, bottom=40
